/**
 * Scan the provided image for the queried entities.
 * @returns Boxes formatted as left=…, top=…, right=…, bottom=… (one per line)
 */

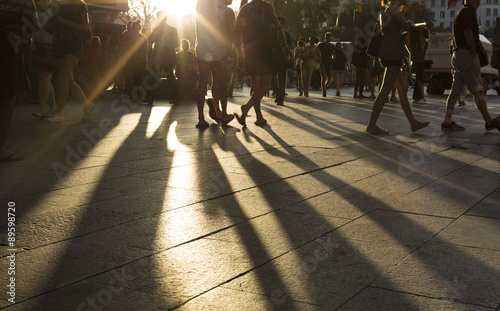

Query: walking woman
left=300, top=37, right=319, bottom=97
left=366, top=0, right=429, bottom=134
left=47, top=0, right=93, bottom=123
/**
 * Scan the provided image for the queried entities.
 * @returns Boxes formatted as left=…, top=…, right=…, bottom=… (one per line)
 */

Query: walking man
left=318, top=32, right=335, bottom=97
left=442, top=0, right=500, bottom=131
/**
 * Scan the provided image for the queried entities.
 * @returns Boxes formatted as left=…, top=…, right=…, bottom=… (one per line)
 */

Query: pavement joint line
left=430, top=240, right=500, bottom=253
left=375, top=208, right=457, bottom=220
left=362, top=286, right=497, bottom=310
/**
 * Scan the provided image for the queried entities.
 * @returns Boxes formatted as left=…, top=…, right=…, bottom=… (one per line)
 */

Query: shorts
left=332, top=70, right=343, bottom=82
left=381, top=59, right=403, bottom=67
left=320, top=62, right=333, bottom=77
left=244, top=45, right=274, bottom=76
left=450, top=49, right=484, bottom=94
left=0, top=35, right=30, bottom=97
left=56, top=39, right=84, bottom=59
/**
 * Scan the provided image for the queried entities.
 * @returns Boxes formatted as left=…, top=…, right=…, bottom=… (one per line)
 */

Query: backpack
left=240, top=1, right=280, bottom=47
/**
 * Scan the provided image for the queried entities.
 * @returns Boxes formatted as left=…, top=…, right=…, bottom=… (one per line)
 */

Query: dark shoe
left=221, top=114, right=234, bottom=125
left=254, top=119, right=268, bottom=126
left=488, top=116, right=500, bottom=132
left=277, top=100, right=284, bottom=106
left=366, top=125, right=390, bottom=134
left=336, top=91, right=340, bottom=96
left=196, top=121, right=210, bottom=128
left=322, top=91, right=326, bottom=97
left=411, top=121, right=430, bottom=132
left=299, top=92, right=303, bottom=96
left=206, top=98, right=217, bottom=120
left=441, top=121, right=465, bottom=131
left=234, top=113, right=246, bottom=127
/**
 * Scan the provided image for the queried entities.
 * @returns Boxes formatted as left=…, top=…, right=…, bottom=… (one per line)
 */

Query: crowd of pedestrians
left=1, top=0, right=499, bottom=163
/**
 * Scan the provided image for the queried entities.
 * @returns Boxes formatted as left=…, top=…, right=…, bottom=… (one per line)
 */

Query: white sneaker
left=415, top=99, right=426, bottom=104
left=46, top=114, right=64, bottom=123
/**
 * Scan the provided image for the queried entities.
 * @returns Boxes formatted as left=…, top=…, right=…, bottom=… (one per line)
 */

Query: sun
left=156, top=0, right=242, bottom=17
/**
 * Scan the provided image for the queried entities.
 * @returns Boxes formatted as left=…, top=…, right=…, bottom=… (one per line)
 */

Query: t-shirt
left=318, top=41, right=335, bottom=64
left=57, top=0, right=88, bottom=42
left=452, top=5, right=479, bottom=50
left=0, top=0, right=39, bottom=36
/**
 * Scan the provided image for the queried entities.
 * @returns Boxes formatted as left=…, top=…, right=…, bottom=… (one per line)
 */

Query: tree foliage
left=280, top=0, right=435, bottom=42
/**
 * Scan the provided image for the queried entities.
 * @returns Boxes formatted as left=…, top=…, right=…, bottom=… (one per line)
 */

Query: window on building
left=441, top=0, right=445, bottom=6
left=440, top=11, right=445, bottom=18
left=450, top=10, right=455, bottom=17
left=431, top=12, right=435, bottom=19
left=494, top=9, right=498, bottom=16
left=431, top=0, right=435, bottom=7
left=450, top=22, right=453, bottom=29
left=494, top=0, right=499, bottom=4
left=486, top=0, right=492, bottom=3
left=440, top=22, right=444, bottom=28
left=486, top=20, right=491, bottom=28
left=486, top=8, right=491, bottom=16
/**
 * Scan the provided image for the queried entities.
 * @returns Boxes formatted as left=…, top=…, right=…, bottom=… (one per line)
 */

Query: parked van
left=424, top=32, right=499, bottom=95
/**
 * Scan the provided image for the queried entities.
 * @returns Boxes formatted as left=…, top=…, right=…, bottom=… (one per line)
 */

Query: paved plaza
left=1, top=86, right=500, bottom=310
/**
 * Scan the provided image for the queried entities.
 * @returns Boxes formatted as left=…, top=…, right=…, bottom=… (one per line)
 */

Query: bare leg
left=55, top=54, right=80, bottom=117
left=394, top=71, right=427, bottom=129
left=367, top=66, right=397, bottom=131
left=195, top=61, right=211, bottom=125
left=443, top=92, right=461, bottom=124
left=473, top=91, right=493, bottom=124
left=236, top=74, right=272, bottom=125
left=35, top=71, right=54, bottom=115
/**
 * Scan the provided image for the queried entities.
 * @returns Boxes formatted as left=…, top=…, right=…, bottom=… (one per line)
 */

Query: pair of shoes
left=254, top=119, right=268, bottom=126
left=82, top=102, right=94, bottom=120
left=322, top=91, right=326, bottom=97
left=487, top=116, right=500, bottom=132
left=336, top=91, right=341, bottom=96
left=413, top=99, right=426, bottom=104
left=411, top=121, right=430, bottom=132
left=0, top=151, right=24, bottom=162
left=196, top=120, right=210, bottom=128
left=46, top=114, right=65, bottom=123
left=366, top=125, right=390, bottom=134
left=390, top=97, right=399, bottom=103
left=441, top=121, right=465, bottom=131
left=221, top=114, right=234, bottom=125
left=206, top=99, right=217, bottom=120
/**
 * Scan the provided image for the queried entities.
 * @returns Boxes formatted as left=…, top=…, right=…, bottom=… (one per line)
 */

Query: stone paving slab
left=1, top=86, right=499, bottom=310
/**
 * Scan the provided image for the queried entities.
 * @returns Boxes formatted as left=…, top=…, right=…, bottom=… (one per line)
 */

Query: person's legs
left=394, top=71, right=428, bottom=131
left=195, top=60, right=211, bottom=126
left=303, top=65, right=313, bottom=96
left=35, top=71, right=54, bottom=116
left=296, top=65, right=303, bottom=95
left=211, top=60, right=233, bottom=123
left=52, top=54, right=80, bottom=119
left=235, top=74, right=272, bottom=125
left=367, top=67, right=398, bottom=132
left=472, top=91, right=494, bottom=124
left=276, top=65, right=286, bottom=104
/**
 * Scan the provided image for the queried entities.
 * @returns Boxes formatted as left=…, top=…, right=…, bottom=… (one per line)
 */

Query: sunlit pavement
left=1, top=85, right=499, bottom=310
